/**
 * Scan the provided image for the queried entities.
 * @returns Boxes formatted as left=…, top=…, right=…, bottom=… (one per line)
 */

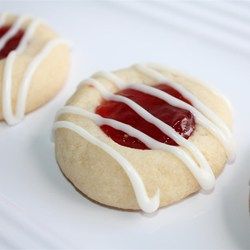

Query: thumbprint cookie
left=53, top=63, right=234, bottom=213
left=0, top=13, right=70, bottom=125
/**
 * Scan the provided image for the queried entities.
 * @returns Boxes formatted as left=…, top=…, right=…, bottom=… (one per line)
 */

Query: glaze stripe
left=94, top=71, right=233, bottom=161
left=94, top=71, right=126, bottom=88
left=2, top=38, right=68, bottom=125
left=135, top=63, right=232, bottom=138
left=81, top=78, right=214, bottom=176
left=0, top=15, right=28, bottom=51
left=56, top=105, right=216, bottom=190
left=17, top=19, right=40, bottom=52
left=53, top=120, right=160, bottom=213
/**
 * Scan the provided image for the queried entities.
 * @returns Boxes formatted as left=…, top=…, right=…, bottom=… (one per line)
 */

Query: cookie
left=53, top=63, right=234, bottom=213
left=0, top=13, right=70, bottom=125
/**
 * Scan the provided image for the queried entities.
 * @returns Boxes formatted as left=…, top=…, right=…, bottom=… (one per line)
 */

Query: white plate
left=0, top=1, right=250, bottom=249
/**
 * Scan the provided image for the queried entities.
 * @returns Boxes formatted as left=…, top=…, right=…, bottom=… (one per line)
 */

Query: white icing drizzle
left=3, top=38, right=68, bottom=125
left=81, top=78, right=215, bottom=177
left=17, top=19, right=40, bottom=52
left=53, top=64, right=234, bottom=212
left=0, top=15, right=29, bottom=51
left=0, top=13, right=69, bottom=125
left=134, top=64, right=235, bottom=162
left=134, top=64, right=233, bottom=140
left=53, top=120, right=160, bottom=214
left=95, top=70, right=234, bottom=161
left=56, top=105, right=215, bottom=190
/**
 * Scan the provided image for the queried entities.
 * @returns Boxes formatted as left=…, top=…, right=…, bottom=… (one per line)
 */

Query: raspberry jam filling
left=0, top=26, right=24, bottom=60
left=96, top=84, right=196, bottom=149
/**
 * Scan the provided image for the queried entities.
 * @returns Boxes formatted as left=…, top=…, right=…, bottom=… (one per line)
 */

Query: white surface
left=0, top=1, right=250, bottom=249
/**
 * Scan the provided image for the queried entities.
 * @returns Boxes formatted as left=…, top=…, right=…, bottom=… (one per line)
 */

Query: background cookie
left=0, top=13, right=70, bottom=125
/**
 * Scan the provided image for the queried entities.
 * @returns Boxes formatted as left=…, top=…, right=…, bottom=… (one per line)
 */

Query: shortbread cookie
left=53, top=63, right=234, bottom=213
left=0, top=13, right=70, bottom=125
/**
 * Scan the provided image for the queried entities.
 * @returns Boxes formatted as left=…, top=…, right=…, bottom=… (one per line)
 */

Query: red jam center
left=95, top=84, right=196, bottom=149
left=0, top=26, right=24, bottom=60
